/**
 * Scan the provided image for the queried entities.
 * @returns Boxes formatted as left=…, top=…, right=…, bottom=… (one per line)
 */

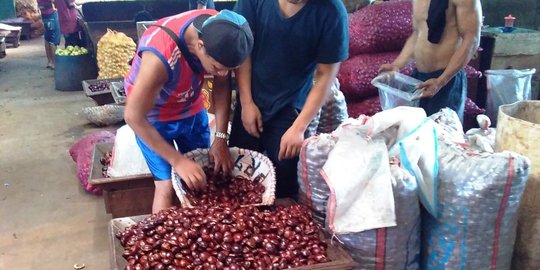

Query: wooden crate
left=109, top=199, right=354, bottom=270
left=89, top=143, right=155, bottom=218
left=82, top=78, right=123, bottom=105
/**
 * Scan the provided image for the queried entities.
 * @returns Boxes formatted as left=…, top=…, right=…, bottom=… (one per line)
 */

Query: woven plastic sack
left=336, top=165, right=420, bottom=270
left=317, top=79, right=349, bottom=134
left=429, top=108, right=466, bottom=143
left=306, top=109, right=321, bottom=138
left=68, top=130, right=116, bottom=195
left=82, top=104, right=124, bottom=126
left=338, top=52, right=399, bottom=100
left=422, top=140, right=530, bottom=270
left=97, top=29, right=136, bottom=79
left=349, top=1, right=413, bottom=55
left=347, top=96, right=382, bottom=118
left=297, top=133, right=339, bottom=227
left=172, top=147, right=276, bottom=208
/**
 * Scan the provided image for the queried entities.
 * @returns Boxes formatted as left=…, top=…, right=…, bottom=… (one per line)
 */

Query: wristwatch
left=215, top=131, right=230, bottom=140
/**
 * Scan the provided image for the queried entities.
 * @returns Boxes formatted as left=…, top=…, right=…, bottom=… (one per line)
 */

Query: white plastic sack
left=323, top=107, right=439, bottom=233
left=389, top=117, right=439, bottom=217
left=369, top=107, right=439, bottom=217
left=485, top=68, right=536, bottom=126
left=430, top=108, right=466, bottom=144
left=465, top=114, right=496, bottom=152
left=322, top=124, right=396, bottom=234
left=297, top=133, right=338, bottom=227
left=107, top=125, right=151, bottom=177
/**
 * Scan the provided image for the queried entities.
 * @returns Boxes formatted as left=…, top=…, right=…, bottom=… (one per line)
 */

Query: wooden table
left=89, top=143, right=155, bottom=218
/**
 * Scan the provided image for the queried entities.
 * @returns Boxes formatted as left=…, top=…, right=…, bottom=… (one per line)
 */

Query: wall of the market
left=482, top=0, right=540, bottom=30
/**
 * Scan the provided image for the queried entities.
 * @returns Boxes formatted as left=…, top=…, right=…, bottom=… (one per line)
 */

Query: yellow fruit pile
left=97, top=29, right=136, bottom=79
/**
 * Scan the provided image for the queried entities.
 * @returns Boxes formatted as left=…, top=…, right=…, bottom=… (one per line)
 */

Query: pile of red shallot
left=117, top=203, right=329, bottom=270
left=185, top=171, right=265, bottom=206
left=100, top=151, right=113, bottom=177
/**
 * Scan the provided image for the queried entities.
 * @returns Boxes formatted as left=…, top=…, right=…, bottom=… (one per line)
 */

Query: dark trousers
left=229, top=104, right=300, bottom=198
left=64, top=32, right=83, bottom=47
left=412, top=69, right=467, bottom=122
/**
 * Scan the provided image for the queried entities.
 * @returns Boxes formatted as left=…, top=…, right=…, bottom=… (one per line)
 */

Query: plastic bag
left=68, top=130, right=116, bottom=195
left=485, top=68, right=536, bottom=125
left=107, top=125, right=151, bottom=177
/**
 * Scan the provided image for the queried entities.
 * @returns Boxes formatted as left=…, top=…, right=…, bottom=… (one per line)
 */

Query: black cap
left=193, top=10, right=254, bottom=68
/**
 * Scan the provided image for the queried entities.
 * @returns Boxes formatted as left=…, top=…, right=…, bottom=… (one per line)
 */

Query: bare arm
left=293, top=63, right=340, bottom=134
left=124, top=51, right=178, bottom=167
left=235, top=56, right=264, bottom=137
left=438, top=0, right=481, bottom=84
left=278, top=63, right=340, bottom=160
left=392, top=32, right=418, bottom=69
left=208, top=73, right=234, bottom=174
left=124, top=51, right=206, bottom=190
left=380, top=22, right=418, bottom=72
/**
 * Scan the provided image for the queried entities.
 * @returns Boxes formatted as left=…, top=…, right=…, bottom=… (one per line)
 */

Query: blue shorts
left=136, top=111, right=210, bottom=180
left=42, top=12, right=61, bottom=45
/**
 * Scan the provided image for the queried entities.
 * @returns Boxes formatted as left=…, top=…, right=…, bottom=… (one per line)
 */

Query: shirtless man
left=380, top=0, right=482, bottom=120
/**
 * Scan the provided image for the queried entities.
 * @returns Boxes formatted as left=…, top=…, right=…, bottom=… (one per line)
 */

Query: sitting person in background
left=38, top=0, right=61, bottom=69
left=124, top=10, right=254, bottom=213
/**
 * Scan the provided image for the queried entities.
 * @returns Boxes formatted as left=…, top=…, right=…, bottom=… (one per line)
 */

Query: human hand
left=208, top=139, right=233, bottom=176
left=416, top=78, right=445, bottom=98
left=173, top=157, right=207, bottom=192
left=241, top=102, right=263, bottom=138
left=278, top=126, right=304, bottom=160
left=378, top=63, right=400, bottom=73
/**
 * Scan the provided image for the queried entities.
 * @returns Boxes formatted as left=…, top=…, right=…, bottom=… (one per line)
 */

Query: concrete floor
left=0, top=38, right=113, bottom=269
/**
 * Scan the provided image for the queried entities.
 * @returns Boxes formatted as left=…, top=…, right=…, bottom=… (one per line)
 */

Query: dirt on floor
left=0, top=37, right=116, bottom=269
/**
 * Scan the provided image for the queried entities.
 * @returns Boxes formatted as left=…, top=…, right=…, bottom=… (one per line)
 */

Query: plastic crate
left=82, top=78, right=123, bottom=105
left=371, top=72, right=423, bottom=110
left=110, top=80, right=126, bottom=104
